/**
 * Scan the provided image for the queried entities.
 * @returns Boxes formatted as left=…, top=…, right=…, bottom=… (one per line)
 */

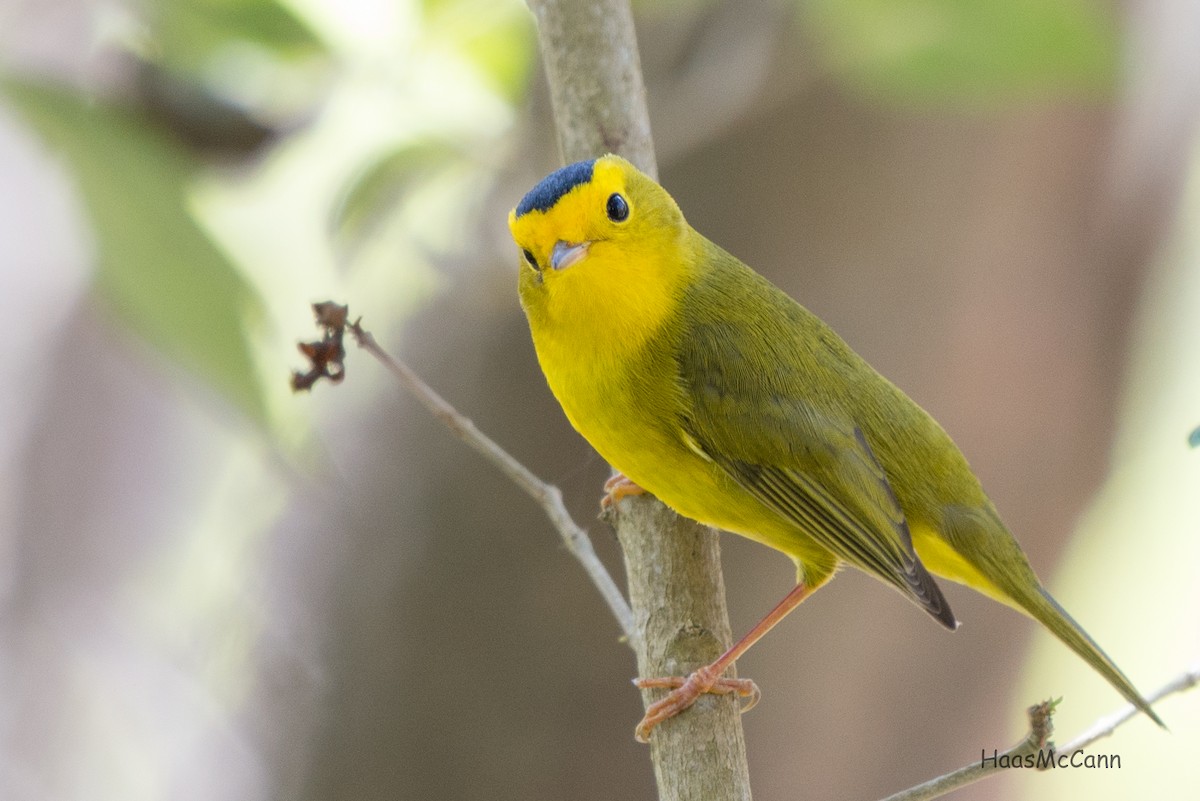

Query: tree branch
left=526, top=1, right=753, bottom=798
left=878, top=701, right=1057, bottom=801
left=878, top=666, right=1200, bottom=801
left=526, top=0, right=656, bottom=177
left=293, top=300, right=637, bottom=642
left=1056, top=665, right=1198, bottom=754
left=348, top=319, right=637, bottom=644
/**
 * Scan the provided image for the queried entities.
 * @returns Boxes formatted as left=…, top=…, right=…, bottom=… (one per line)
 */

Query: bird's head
left=508, top=155, right=691, bottom=343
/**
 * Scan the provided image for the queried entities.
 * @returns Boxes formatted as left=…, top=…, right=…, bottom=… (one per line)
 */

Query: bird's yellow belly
left=540, top=344, right=825, bottom=564
left=910, top=523, right=1013, bottom=608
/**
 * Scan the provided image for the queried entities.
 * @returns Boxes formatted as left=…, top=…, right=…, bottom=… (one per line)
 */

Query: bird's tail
left=1018, top=584, right=1164, bottom=728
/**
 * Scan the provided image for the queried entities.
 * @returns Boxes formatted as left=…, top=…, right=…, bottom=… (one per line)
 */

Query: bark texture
left=526, top=1, right=752, bottom=798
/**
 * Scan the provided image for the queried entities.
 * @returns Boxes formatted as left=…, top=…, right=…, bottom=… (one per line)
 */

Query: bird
left=508, top=154, right=1161, bottom=742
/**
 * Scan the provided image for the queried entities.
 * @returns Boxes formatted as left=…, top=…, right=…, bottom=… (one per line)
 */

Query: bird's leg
left=601, top=472, right=647, bottom=509
left=633, top=581, right=813, bottom=742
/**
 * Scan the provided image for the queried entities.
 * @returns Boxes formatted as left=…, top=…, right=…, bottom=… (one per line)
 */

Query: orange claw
left=601, top=473, right=647, bottom=509
left=629, top=582, right=813, bottom=742
left=633, top=666, right=760, bottom=742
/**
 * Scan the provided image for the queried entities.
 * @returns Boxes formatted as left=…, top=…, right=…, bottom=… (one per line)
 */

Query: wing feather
left=676, top=269, right=956, bottom=628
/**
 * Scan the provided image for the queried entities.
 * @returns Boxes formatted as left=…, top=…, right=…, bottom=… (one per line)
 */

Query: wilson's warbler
left=508, top=154, right=1161, bottom=741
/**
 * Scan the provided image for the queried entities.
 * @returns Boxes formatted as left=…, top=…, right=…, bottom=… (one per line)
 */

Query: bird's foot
left=632, top=664, right=760, bottom=742
left=601, top=473, right=647, bottom=509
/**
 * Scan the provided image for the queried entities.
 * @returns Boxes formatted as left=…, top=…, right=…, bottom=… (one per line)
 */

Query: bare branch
left=345, top=318, right=637, bottom=644
left=1057, top=665, right=1199, bottom=754
left=878, top=667, right=1200, bottom=801
left=527, top=0, right=656, bottom=176
left=878, top=701, right=1056, bottom=801
left=293, top=302, right=635, bottom=640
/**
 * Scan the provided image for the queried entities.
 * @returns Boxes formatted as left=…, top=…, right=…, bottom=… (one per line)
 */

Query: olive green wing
left=676, top=307, right=957, bottom=630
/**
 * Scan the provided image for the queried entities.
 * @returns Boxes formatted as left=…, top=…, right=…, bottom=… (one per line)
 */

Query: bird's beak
left=550, top=240, right=590, bottom=271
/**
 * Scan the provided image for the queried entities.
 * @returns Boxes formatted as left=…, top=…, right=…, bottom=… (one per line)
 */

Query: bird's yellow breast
left=528, top=309, right=823, bottom=561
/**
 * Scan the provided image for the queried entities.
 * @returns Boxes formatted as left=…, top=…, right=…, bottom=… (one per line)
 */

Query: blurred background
left=2, top=0, right=1198, bottom=799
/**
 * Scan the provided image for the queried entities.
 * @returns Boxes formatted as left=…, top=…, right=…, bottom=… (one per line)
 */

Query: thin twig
left=1057, top=665, right=1199, bottom=754
left=347, top=319, right=637, bottom=645
left=878, top=666, right=1200, bottom=801
left=878, top=701, right=1056, bottom=801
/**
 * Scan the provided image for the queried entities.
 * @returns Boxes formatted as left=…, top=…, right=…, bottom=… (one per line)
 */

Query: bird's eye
left=522, top=249, right=538, bottom=269
left=606, top=193, right=629, bottom=222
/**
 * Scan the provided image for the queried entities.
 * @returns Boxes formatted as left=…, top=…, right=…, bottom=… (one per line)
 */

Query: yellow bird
left=508, top=154, right=1161, bottom=742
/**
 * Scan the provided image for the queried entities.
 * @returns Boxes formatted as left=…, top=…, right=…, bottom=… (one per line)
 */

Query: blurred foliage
left=327, top=0, right=535, bottom=252
left=802, top=0, right=1118, bottom=104
left=332, top=139, right=466, bottom=249
left=140, top=0, right=329, bottom=139
left=1, top=78, right=270, bottom=422
left=0, top=0, right=330, bottom=426
left=0, top=0, right=538, bottom=432
left=148, top=0, right=325, bottom=71
left=0, top=0, right=1121, bottom=433
left=132, top=60, right=282, bottom=157
left=421, top=0, right=537, bottom=103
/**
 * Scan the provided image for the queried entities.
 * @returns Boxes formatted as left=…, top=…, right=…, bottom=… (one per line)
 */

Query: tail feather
left=936, top=506, right=1162, bottom=726
left=1023, top=585, right=1164, bottom=728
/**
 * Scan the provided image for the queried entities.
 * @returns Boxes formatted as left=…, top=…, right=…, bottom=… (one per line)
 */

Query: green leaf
left=422, top=0, right=537, bottom=103
left=802, top=0, right=1118, bottom=105
left=331, top=140, right=464, bottom=247
left=151, top=0, right=325, bottom=73
left=3, top=78, right=269, bottom=423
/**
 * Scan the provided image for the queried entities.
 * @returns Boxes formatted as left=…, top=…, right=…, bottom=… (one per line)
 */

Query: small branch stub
left=291, top=301, right=350, bottom=390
